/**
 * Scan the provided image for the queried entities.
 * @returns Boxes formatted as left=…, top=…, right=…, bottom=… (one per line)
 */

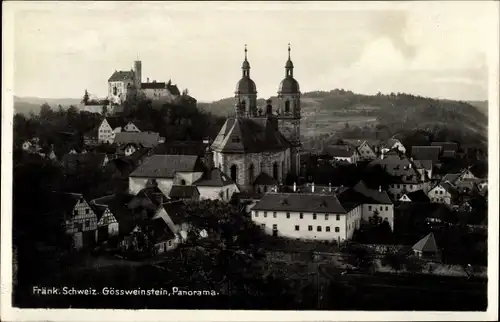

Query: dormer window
left=232, top=136, right=241, bottom=143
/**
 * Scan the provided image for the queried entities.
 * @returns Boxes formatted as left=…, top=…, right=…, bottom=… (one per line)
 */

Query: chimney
left=381, top=153, right=385, bottom=160
left=312, top=182, right=315, bottom=193
left=329, top=182, right=332, bottom=192
left=410, top=157, right=413, bottom=161
left=378, top=186, right=382, bottom=192
left=293, top=182, right=297, bottom=192
left=147, top=77, right=150, bottom=83
left=409, top=163, right=412, bottom=169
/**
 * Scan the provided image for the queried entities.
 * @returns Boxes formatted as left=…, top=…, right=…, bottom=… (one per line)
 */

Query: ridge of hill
left=197, top=90, right=488, bottom=139
left=14, top=96, right=81, bottom=115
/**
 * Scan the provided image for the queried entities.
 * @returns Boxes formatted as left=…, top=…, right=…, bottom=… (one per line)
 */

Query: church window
left=273, top=162, right=279, bottom=180
left=230, top=165, right=238, bottom=183
left=249, top=164, right=255, bottom=184
left=285, top=101, right=290, bottom=113
left=113, top=86, right=118, bottom=96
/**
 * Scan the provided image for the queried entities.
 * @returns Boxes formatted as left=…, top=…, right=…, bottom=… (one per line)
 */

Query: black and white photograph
left=1, top=1, right=498, bottom=321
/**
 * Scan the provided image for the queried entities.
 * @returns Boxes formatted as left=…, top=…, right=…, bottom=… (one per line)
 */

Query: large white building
left=250, top=181, right=394, bottom=243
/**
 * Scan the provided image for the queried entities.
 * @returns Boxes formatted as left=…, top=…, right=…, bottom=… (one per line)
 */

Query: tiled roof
left=437, top=181, right=460, bottom=198
left=412, top=233, right=438, bottom=252
left=322, top=145, right=355, bottom=158
left=169, top=185, right=200, bottom=199
left=369, top=155, right=422, bottom=183
left=108, top=70, right=134, bottom=82
left=162, top=201, right=187, bottom=224
left=92, top=194, right=135, bottom=224
left=105, top=117, right=124, bottom=129
left=114, top=132, right=160, bottom=148
left=153, top=141, right=208, bottom=156
left=405, top=190, right=430, bottom=203
left=130, top=154, right=205, bottom=178
left=193, top=168, right=234, bottom=187
left=252, top=193, right=347, bottom=213
left=343, top=139, right=380, bottom=148
left=136, top=186, right=169, bottom=207
left=442, top=173, right=460, bottom=184
left=91, top=204, right=108, bottom=220
left=126, top=120, right=155, bottom=132
left=62, top=152, right=107, bottom=172
left=141, top=82, right=166, bottom=89
left=167, top=83, right=180, bottom=96
left=441, top=150, right=456, bottom=158
left=412, top=159, right=433, bottom=171
left=411, top=146, right=441, bottom=162
left=352, top=181, right=392, bottom=204
left=211, top=117, right=291, bottom=153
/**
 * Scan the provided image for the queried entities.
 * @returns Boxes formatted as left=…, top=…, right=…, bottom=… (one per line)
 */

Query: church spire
left=242, top=44, right=250, bottom=77
left=285, top=43, right=294, bottom=77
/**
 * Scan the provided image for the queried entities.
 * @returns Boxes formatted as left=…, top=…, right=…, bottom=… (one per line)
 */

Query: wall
left=123, top=122, right=141, bottom=132
left=428, top=186, right=452, bottom=205
left=388, top=183, right=424, bottom=200
left=66, top=198, right=98, bottom=234
left=250, top=209, right=356, bottom=242
left=362, top=204, right=394, bottom=230
left=174, top=172, right=204, bottom=186
left=129, top=177, right=174, bottom=196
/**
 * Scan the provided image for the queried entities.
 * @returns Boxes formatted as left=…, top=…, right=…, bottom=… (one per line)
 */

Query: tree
left=39, top=103, right=53, bottom=119
left=382, top=251, right=407, bottom=274
left=82, top=89, right=90, bottom=105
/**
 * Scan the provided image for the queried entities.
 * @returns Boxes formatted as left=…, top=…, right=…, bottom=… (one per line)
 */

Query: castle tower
left=277, top=44, right=301, bottom=176
left=134, top=60, right=142, bottom=90
left=235, top=45, right=257, bottom=117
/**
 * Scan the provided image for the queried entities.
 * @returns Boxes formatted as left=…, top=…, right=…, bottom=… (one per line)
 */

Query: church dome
left=285, top=59, right=294, bottom=69
left=278, top=76, right=300, bottom=94
left=235, top=77, right=257, bottom=94
left=242, top=60, right=250, bottom=69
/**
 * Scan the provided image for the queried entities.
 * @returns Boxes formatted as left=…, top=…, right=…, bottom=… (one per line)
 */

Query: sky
left=10, top=1, right=498, bottom=102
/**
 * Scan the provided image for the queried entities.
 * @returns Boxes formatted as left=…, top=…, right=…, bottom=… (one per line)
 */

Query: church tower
left=277, top=44, right=301, bottom=176
left=235, top=45, right=258, bottom=117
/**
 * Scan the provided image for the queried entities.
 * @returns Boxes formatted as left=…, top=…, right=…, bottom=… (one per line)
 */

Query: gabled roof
left=343, top=139, right=379, bottom=148
left=405, top=190, right=431, bottom=203
left=136, top=186, right=169, bottom=207
left=322, top=145, right=356, bottom=158
left=169, top=185, right=200, bottom=199
left=92, top=194, right=135, bottom=223
left=108, top=70, right=134, bottom=82
left=62, top=152, right=107, bottom=172
left=431, top=142, right=458, bottom=152
left=211, top=117, right=291, bottom=153
left=253, top=172, right=278, bottom=186
left=432, top=181, right=459, bottom=198
left=114, top=132, right=160, bottom=148
left=130, top=155, right=205, bottom=178
left=104, top=117, right=124, bottom=129
left=369, top=155, right=423, bottom=183
left=411, top=146, right=441, bottom=162
left=252, top=193, right=347, bottom=213
left=139, top=218, right=176, bottom=243
left=193, top=168, right=234, bottom=187
left=167, top=83, right=180, bottom=96
left=412, top=233, right=439, bottom=253
left=162, top=201, right=187, bottom=224
left=412, top=159, right=433, bottom=171
left=126, top=120, right=155, bottom=132
left=442, top=173, right=460, bottom=183
left=91, top=204, right=108, bottom=220
left=352, top=181, right=392, bottom=204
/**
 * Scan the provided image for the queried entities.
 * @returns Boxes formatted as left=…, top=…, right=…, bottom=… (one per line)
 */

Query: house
left=193, top=168, right=240, bottom=201
left=251, top=192, right=362, bottom=242
left=61, top=152, right=109, bottom=174
left=344, top=140, right=378, bottom=161
left=250, top=180, right=394, bottom=242
left=169, top=185, right=200, bottom=201
left=427, top=181, right=459, bottom=205
left=411, top=146, right=441, bottom=164
left=253, top=172, right=279, bottom=194
left=380, top=138, right=406, bottom=154
left=412, top=159, right=433, bottom=181
left=91, top=194, right=136, bottom=244
left=114, top=132, right=162, bottom=149
left=128, top=154, right=206, bottom=196
left=369, top=154, right=427, bottom=199
left=321, top=145, right=359, bottom=164
left=52, top=192, right=98, bottom=250
left=442, top=168, right=481, bottom=195
left=129, top=186, right=170, bottom=212
left=412, top=233, right=439, bottom=259
left=399, top=190, right=431, bottom=203
left=122, top=120, right=155, bottom=133
left=139, top=79, right=181, bottom=103
left=121, top=218, right=179, bottom=254
left=98, top=117, right=124, bottom=144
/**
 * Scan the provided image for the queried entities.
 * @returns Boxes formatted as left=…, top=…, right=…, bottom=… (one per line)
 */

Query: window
left=230, top=165, right=238, bottom=183
left=261, top=224, right=265, bottom=229
left=325, top=214, right=329, bottom=220
left=273, top=212, right=277, bottom=218
left=326, top=226, right=331, bottom=232
left=255, top=211, right=259, bottom=217
left=180, top=179, right=186, bottom=185
left=264, top=212, right=267, bottom=218
left=308, top=225, right=313, bottom=231
left=74, top=210, right=78, bottom=216
left=313, top=213, right=317, bottom=220
left=285, top=100, right=290, bottom=113
left=385, top=206, right=389, bottom=211
left=335, top=227, right=340, bottom=232
left=286, top=212, right=290, bottom=219
left=380, top=206, right=383, bottom=211
left=272, top=224, right=277, bottom=230
left=273, top=162, right=279, bottom=180
left=295, top=225, right=300, bottom=231
left=85, top=220, right=90, bottom=228
left=249, top=164, right=255, bottom=184
left=85, top=209, right=90, bottom=214
left=368, top=205, right=372, bottom=211
left=336, top=214, right=340, bottom=221
left=317, top=226, right=322, bottom=232
left=103, top=217, right=109, bottom=225
left=299, top=213, right=303, bottom=219
left=168, top=240, right=172, bottom=246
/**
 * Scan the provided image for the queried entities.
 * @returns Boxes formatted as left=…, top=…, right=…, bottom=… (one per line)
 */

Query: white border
left=2, top=1, right=499, bottom=321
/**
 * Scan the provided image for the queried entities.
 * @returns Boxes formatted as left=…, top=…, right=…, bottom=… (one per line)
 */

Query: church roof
left=278, top=76, right=300, bottom=94
left=412, top=233, right=439, bottom=253
left=108, top=70, right=134, bottom=82
left=211, top=117, right=291, bottom=153
left=235, top=76, right=257, bottom=94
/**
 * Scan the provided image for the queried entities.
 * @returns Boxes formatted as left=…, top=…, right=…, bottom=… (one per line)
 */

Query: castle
left=210, top=44, right=302, bottom=192
left=107, top=61, right=181, bottom=105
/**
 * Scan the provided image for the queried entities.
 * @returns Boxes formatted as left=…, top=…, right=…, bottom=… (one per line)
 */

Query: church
left=210, top=45, right=302, bottom=192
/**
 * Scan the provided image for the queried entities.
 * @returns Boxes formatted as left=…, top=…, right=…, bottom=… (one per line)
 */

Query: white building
left=427, top=182, right=459, bottom=205
left=97, top=117, right=123, bottom=144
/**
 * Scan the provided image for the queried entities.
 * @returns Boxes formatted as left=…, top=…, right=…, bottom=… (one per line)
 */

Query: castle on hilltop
left=107, top=60, right=182, bottom=105
left=210, top=44, right=302, bottom=192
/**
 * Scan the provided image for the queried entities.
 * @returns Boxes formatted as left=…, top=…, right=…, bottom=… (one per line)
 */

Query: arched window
left=273, top=162, right=279, bottom=180
left=260, top=162, right=265, bottom=174
left=284, top=100, right=290, bottom=114
left=230, top=164, right=238, bottom=183
left=249, top=164, right=255, bottom=184
left=180, top=179, right=186, bottom=186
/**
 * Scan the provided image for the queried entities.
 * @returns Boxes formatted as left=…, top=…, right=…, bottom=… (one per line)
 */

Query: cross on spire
left=288, top=43, right=291, bottom=59
left=244, top=44, right=248, bottom=60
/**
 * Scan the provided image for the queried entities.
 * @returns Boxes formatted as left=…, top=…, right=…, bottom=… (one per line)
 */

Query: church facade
left=211, top=45, right=302, bottom=192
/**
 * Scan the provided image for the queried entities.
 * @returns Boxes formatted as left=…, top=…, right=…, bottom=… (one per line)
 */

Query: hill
left=198, top=90, right=488, bottom=140
left=467, top=100, right=488, bottom=116
left=14, top=96, right=81, bottom=115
